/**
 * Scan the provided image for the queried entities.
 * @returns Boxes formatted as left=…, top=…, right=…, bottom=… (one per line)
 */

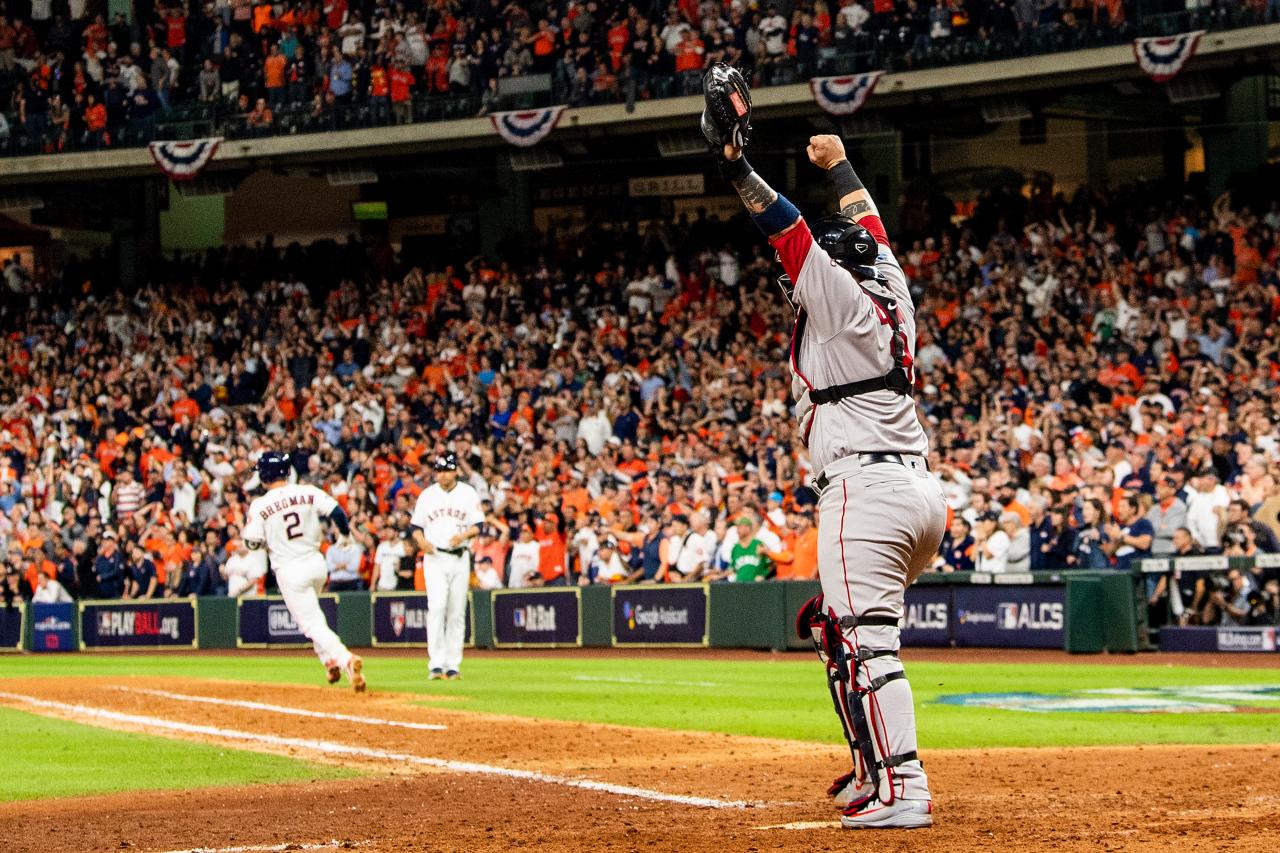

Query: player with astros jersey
left=410, top=452, right=484, bottom=681
left=242, top=451, right=366, bottom=692
left=701, top=63, right=947, bottom=829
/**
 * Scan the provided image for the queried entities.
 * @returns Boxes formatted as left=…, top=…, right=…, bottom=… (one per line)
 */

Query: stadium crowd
left=1, top=178, right=1279, bottom=630
left=1, top=0, right=1270, bottom=152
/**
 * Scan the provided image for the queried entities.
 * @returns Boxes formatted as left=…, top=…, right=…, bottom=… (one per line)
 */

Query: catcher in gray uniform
left=701, top=63, right=947, bottom=830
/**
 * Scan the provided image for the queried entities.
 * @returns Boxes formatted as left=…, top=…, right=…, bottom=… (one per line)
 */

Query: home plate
left=755, top=821, right=840, bottom=830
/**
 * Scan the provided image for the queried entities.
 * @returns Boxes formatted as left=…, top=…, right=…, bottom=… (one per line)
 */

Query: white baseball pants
left=425, top=551, right=470, bottom=673
left=816, top=454, right=947, bottom=802
left=276, top=555, right=353, bottom=671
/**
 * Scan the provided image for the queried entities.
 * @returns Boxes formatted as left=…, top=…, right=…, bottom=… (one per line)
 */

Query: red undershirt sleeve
left=859, top=214, right=889, bottom=248
left=768, top=218, right=814, bottom=283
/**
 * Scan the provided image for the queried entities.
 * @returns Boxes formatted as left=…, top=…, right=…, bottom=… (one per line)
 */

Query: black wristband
left=717, top=154, right=753, bottom=184
left=828, top=160, right=864, bottom=199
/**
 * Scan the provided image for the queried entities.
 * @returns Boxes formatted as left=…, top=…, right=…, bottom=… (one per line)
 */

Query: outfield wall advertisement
left=492, top=589, right=581, bottom=647
left=952, top=586, right=1065, bottom=649
left=79, top=599, right=198, bottom=650
left=370, top=592, right=473, bottom=647
left=237, top=596, right=338, bottom=647
left=1159, top=626, right=1278, bottom=653
left=900, top=586, right=952, bottom=647
left=31, top=603, right=75, bottom=652
left=612, top=584, right=708, bottom=646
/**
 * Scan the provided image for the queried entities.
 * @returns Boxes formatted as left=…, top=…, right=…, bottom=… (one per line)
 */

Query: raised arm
left=806, top=134, right=888, bottom=247
left=720, top=144, right=802, bottom=241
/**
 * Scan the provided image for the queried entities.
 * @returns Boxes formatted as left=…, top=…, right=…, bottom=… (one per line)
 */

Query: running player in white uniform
left=241, top=451, right=366, bottom=692
left=410, top=452, right=483, bottom=680
left=702, top=64, right=945, bottom=830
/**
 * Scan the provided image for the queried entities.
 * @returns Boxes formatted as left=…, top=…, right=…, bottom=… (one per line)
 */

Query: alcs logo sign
left=998, top=602, right=1063, bottom=631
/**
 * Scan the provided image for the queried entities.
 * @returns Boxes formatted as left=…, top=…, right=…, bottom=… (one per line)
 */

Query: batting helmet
left=433, top=452, right=459, bottom=471
left=811, top=214, right=878, bottom=270
left=255, top=450, right=293, bottom=484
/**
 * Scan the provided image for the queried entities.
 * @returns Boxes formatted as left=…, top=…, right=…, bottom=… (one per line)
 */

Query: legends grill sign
left=613, top=585, right=708, bottom=646
left=238, top=596, right=338, bottom=647
left=492, top=589, right=579, bottom=647
left=80, top=600, right=197, bottom=649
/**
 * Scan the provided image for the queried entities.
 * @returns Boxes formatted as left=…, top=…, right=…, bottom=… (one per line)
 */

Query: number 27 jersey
left=243, top=483, right=339, bottom=565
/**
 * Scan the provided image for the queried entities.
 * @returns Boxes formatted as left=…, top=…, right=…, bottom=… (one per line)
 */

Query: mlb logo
left=390, top=601, right=406, bottom=638
left=99, top=613, right=112, bottom=632
left=513, top=608, right=526, bottom=628
left=997, top=603, right=1020, bottom=630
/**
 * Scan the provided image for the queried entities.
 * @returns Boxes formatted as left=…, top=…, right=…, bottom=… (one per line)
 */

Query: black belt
left=438, top=547, right=468, bottom=558
left=815, top=452, right=917, bottom=492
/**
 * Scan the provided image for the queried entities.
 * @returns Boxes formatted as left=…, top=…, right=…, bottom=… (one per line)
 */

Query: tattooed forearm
left=841, top=198, right=873, bottom=218
left=731, top=172, right=778, bottom=215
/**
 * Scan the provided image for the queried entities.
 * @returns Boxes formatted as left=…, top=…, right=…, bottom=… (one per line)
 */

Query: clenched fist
left=806, top=134, right=847, bottom=170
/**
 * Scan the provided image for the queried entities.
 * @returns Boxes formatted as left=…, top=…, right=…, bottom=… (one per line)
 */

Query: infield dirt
left=2, top=674, right=1277, bottom=853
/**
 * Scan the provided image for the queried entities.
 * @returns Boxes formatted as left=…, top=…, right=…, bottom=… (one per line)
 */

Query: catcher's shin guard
left=797, top=594, right=876, bottom=809
left=798, top=594, right=926, bottom=806
left=840, top=616, right=927, bottom=805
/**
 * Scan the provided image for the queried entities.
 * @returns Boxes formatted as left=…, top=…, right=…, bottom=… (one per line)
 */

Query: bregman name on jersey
left=257, top=493, right=317, bottom=521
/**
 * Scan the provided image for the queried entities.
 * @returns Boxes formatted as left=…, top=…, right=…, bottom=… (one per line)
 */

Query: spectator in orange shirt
left=264, top=44, right=287, bottom=110
left=389, top=58, right=414, bottom=124
left=672, top=29, right=704, bottom=92
left=775, top=511, right=818, bottom=580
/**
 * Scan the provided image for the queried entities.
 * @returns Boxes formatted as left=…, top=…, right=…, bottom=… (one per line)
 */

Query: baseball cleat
left=326, top=665, right=341, bottom=684
left=829, top=769, right=875, bottom=809
left=445, top=670, right=461, bottom=681
left=429, top=669, right=444, bottom=681
left=347, top=655, right=366, bottom=693
left=840, top=798, right=933, bottom=830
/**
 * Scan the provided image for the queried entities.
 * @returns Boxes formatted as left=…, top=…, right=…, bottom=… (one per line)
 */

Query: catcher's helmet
left=811, top=214, right=878, bottom=269
left=256, top=450, right=292, bottom=484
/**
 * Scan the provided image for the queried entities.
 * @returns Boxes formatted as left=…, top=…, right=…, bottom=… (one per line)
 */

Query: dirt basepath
left=1, top=676, right=1277, bottom=853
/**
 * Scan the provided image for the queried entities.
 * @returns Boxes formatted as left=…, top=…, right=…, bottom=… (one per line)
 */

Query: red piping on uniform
left=839, top=481, right=854, bottom=616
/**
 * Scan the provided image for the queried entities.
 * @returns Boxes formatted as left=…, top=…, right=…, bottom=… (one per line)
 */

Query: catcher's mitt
left=700, top=63, right=752, bottom=151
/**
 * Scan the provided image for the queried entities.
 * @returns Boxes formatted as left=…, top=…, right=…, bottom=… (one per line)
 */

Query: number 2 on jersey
left=283, top=511, right=303, bottom=540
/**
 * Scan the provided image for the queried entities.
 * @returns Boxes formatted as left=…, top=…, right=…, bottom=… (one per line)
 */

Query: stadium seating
left=0, top=174, right=1276, bottom=631
left=0, top=0, right=1274, bottom=156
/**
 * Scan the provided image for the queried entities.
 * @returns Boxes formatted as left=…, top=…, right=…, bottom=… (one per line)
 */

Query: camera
left=1208, top=573, right=1230, bottom=593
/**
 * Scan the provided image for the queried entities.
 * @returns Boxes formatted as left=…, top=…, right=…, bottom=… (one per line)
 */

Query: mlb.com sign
left=267, top=604, right=304, bottom=637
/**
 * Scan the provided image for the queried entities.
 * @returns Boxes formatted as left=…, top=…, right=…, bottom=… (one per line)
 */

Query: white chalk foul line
left=161, top=842, right=366, bottom=853
left=0, top=692, right=747, bottom=810
left=118, top=687, right=448, bottom=732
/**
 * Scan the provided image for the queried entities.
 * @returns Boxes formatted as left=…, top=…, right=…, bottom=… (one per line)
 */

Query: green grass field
left=3, top=653, right=1279, bottom=766
left=0, top=705, right=355, bottom=801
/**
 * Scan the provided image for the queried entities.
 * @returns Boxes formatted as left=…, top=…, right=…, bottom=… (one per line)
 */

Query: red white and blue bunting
left=490, top=106, right=567, bottom=148
left=809, top=72, right=884, bottom=116
left=147, top=137, right=222, bottom=181
left=1132, top=31, right=1204, bottom=83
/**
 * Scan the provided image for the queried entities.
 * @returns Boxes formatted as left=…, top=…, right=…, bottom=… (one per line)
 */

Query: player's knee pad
left=840, top=619, right=919, bottom=805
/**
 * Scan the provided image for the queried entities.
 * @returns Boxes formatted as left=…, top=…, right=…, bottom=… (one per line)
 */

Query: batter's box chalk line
left=0, top=692, right=751, bottom=810
left=115, top=686, right=449, bottom=731
left=158, top=841, right=368, bottom=853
